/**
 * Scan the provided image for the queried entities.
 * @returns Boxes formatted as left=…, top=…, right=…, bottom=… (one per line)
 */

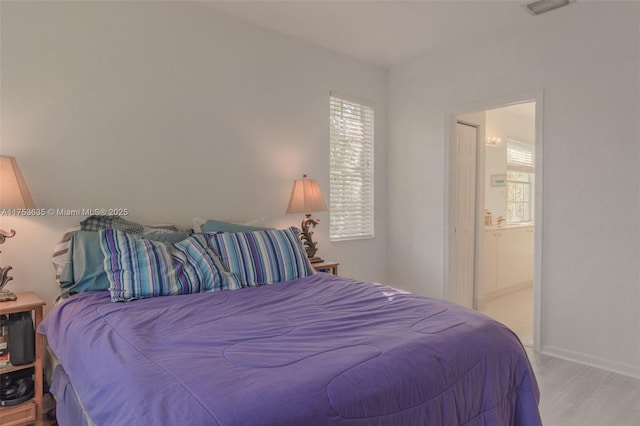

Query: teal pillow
left=70, top=231, right=110, bottom=294
left=61, top=230, right=193, bottom=298
left=202, top=219, right=268, bottom=233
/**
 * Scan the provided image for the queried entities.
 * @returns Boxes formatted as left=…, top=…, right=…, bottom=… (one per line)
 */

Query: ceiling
left=201, top=0, right=578, bottom=68
left=494, top=102, right=536, bottom=121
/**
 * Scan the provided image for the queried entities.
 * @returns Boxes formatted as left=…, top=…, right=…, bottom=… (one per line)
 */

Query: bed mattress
left=39, top=273, right=541, bottom=425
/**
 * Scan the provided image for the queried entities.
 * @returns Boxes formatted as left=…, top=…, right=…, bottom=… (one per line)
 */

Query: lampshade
left=0, top=156, right=36, bottom=209
left=286, top=175, right=327, bottom=214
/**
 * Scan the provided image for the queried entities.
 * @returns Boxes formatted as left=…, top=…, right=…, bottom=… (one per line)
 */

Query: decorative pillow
left=142, top=231, right=192, bottom=243
left=142, top=224, right=180, bottom=234
left=204, top=227, right=315, bottom=287
left=71, top=231, right=112, bottom=294
left=100, top=229, right=241, bottom=302
left=81, top=215, right=145, bottom=234
left=201, top=219, right=268, bottom=234
left=80, top=215, right=180, bottom=235
left=56, top=230, right=193, bottom=300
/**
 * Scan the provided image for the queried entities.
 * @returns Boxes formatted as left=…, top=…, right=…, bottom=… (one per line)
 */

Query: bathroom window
left=506, top=140, right=534, bottom=223
left=506, top=171, right=532, bottom=223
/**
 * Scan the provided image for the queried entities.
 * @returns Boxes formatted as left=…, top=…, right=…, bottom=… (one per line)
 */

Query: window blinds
left=329, top=93, right=374, bottom=241
left=507, top=139, right=535, bottom=173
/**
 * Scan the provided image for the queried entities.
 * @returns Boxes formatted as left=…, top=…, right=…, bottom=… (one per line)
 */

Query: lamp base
left=0, top=289, right=17, bottom=302
left=308, top=256, right=324, bottom=264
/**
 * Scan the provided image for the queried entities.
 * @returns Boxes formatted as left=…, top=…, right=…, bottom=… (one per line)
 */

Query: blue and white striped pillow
left=100, top=228, right=241, bottom=302
left=204, top=227, right=315, bottom=287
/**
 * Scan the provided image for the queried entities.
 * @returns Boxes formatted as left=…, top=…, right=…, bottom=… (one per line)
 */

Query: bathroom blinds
left=507, top=139, right=535, bottom=173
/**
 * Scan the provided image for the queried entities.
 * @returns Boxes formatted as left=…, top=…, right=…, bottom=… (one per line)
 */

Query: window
left=329, top=93, right=374, bottom=241
left=507, top=171, right=532, bottom=222
left=506, top=139, right=534, bottom=223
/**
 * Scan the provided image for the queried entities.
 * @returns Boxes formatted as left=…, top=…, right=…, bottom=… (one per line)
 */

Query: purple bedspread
left=40, top=273, right=541, bottom=425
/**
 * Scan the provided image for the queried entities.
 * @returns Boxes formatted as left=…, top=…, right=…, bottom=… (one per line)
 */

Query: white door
left=453, top=122, right=477, bottom=308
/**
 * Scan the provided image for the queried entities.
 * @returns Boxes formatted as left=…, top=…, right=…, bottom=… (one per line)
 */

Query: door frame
left=453, top=121, right=479, bottom=309
left=444, top=90, right=544, bottom=351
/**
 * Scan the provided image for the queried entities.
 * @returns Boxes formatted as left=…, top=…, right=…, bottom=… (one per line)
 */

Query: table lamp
left=286, top=175, right=327, bottom=263
left=0, top=156, right=36, bottom=302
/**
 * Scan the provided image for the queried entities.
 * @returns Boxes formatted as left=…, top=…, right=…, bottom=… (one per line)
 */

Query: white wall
left=484, top=145, right=507, bottom=219
left=388, top=2, right=639, bottom=377
left=0, top=1, right=388, bottom=311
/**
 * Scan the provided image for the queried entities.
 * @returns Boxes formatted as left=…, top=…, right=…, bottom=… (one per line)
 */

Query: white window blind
left=507, top=139, right=535, bottom=173
left=329, top=93, right=374, bottom=241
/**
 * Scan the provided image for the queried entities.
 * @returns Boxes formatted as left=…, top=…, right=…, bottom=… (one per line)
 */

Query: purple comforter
left=40, top=273, right=541, bottom=425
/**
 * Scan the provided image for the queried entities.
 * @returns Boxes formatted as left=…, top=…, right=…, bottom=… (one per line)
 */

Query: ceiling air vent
left=525, top=0, right=571, bottom=15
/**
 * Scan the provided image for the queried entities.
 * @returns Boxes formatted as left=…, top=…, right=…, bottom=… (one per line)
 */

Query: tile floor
left=480, top=285, right=534, bottom=346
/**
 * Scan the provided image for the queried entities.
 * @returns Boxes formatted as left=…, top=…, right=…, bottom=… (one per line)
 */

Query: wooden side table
left=0, top=292, right=45, bottom=426
left=312, top=261, right=339, bottom=276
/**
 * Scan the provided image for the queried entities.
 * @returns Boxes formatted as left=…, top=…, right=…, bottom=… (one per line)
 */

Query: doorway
left=478, top=103, right=535, bottom=347
left=445, top=93, right=543, bottom=350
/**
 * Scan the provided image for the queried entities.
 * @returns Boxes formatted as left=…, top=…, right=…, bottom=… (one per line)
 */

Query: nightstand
left=312, top=261, right=339, bottom=276
left=0, top=292, right=45, bottom=426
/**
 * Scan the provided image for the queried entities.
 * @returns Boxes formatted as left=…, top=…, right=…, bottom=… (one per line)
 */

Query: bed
left=40, top=217, right=541, bottom=425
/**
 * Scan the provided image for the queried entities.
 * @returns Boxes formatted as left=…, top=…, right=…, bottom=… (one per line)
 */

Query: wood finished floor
left=528, top=348, right=640, bottom=426
left=481, top=287, right=640, bottom=425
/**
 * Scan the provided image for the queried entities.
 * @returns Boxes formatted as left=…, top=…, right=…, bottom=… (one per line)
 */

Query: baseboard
left=540, top=344, right=640, bottom=379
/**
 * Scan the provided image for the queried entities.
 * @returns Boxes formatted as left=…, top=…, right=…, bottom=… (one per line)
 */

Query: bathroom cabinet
left=483, top=225, right=533, bottom=301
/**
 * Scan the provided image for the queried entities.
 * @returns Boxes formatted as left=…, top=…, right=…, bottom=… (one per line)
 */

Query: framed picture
left=491, top=174, right=506, bottom=187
